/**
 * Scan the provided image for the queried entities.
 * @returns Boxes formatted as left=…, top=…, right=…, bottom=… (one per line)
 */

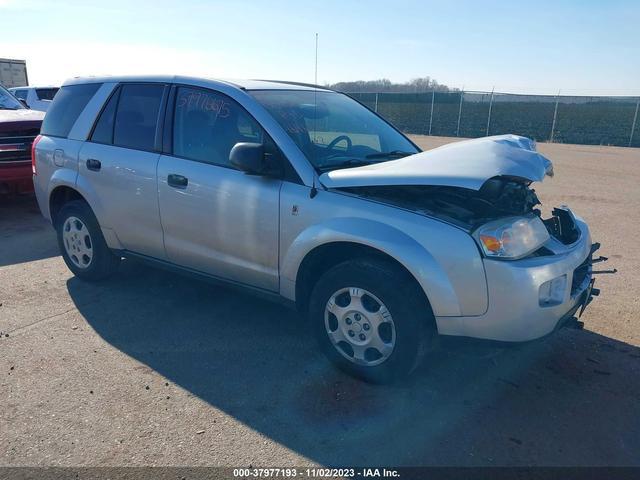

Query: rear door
left=78, top=83, right=168, bottom=259
left=157, top=86, right=282, bottom=291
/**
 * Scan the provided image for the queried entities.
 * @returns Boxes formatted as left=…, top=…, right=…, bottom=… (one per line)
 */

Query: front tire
left=309, top=258, right=434, bottom=383
left=56, top=200, right=120, bottom=281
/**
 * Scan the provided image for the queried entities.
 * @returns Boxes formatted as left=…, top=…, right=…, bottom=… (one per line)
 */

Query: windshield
left=250, top=90, right=419, bottom=171
left=0, top=85, right=25, bottom=110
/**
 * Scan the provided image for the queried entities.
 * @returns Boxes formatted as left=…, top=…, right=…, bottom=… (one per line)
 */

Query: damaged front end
left=338, top=177, right=589, bottom=260
left=326, top=135, right=615, bottom=329
left=326, top=135, right=593, bottom=259
left=338, top=176, right=543, bottom=230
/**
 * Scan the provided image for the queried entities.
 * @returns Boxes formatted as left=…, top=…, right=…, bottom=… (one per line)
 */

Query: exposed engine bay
left=339, top=175, right=582, bottom=247
left=340, top=176, right=542, bottom=228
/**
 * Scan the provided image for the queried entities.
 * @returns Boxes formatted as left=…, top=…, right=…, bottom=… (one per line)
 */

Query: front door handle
left=167, top=173, right=188, bottom=188
left=86, top=158, right=101, bottom=171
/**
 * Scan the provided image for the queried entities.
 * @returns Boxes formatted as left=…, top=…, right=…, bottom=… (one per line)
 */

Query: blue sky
left=2, top=0, right=638, bottom=95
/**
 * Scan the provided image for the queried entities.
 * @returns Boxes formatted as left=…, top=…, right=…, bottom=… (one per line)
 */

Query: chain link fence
left=348, top=91, right=640, bottom=148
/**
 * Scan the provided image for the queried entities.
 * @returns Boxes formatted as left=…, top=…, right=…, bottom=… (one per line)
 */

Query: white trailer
left=0, top=59, right=28, bottom=88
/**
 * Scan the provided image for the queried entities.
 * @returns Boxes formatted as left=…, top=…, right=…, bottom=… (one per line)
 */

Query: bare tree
left=329, top=77, right=456, bottom=93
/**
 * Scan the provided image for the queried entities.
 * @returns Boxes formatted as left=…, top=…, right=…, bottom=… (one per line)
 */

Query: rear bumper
left=33, top=173, right=51, bottom=222
left=0, top=162, right=33, bottom=194
left=436, top=217, right=596, bottom=342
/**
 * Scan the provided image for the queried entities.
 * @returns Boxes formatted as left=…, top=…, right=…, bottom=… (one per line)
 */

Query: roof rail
left=252, top=79, right=333, bottom=91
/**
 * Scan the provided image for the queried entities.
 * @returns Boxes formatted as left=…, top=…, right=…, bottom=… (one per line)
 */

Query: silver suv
left=33, top=76, right=600, bottom=382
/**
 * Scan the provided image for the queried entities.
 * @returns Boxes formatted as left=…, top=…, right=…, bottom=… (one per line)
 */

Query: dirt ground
left=1, top=137, right=639, bottom=467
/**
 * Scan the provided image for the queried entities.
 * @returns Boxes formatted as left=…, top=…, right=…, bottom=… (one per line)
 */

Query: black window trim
left=165, top=83, right=302, bottom=184
left=87, top=82, right=169, bottom=153
left=161, top=85, right=176, bottom=154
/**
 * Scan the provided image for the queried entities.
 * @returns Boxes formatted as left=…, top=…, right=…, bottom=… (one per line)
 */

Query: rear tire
left=309, top=258, right=435, bottom=383
left=55, top=200, right=120, bottom=281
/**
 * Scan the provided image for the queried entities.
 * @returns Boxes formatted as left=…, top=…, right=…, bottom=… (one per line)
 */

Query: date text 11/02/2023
left=232, top=468, right=400, bottom=478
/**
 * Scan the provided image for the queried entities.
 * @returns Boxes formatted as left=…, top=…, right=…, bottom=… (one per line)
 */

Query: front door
left=157, top=86, right=281, bottom=291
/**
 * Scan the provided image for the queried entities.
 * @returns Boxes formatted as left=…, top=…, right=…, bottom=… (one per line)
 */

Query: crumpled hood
left=319, top=134, right=554, bottom=191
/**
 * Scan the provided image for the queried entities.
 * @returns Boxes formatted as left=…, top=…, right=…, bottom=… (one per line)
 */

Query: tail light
left=31, top=134, right=42, bottom=175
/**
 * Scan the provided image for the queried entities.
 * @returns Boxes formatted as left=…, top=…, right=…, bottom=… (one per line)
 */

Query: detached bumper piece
left=571, top=242, right=616, bottom=321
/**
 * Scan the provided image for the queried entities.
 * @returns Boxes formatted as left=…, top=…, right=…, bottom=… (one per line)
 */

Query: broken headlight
left=474, top=214, right=550, bottom=259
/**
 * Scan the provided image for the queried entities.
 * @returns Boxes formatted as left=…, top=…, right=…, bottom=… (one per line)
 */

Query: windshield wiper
left=365, top=150, right=414, bottom=159
left=0, top=106, right=19, bottom=110
left=316, top=158, right=376, bottom=172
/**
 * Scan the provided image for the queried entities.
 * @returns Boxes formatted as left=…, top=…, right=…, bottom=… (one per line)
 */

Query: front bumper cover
left=436, top=213, right=608, bottom=343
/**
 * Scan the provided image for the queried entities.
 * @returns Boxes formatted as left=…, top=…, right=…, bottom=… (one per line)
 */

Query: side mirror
left=229, top=142, right=266, bottom=175
left=229, top=142, right=283, bottom=178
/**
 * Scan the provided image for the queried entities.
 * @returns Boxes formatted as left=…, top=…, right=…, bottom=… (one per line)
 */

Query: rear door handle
left=167, top=173, right=188, bottom=188
left=86, top=158, right=101, bottom=171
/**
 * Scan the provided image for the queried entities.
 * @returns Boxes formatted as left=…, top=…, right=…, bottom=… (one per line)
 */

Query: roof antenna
left=310, top=32, right=319, bottom=199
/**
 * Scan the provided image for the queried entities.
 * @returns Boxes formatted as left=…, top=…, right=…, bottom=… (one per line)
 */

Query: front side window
left=41, top=83, right=101, bottom=138
left=172, top=87, right=264, bottom=167
left=0, top=86, right=25, bottom=110
left=250, top=90, right=419, bottom=171
left=113, top=83, right=164, bottom=151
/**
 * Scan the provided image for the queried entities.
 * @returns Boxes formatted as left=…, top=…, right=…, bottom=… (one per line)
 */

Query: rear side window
left=113, top=84, right=164, bottom=151
left=13, top=89, right=28, bottom=100
left=41, top=83, right=101, bottom=138
left=35, top=88, right=59, bottom=101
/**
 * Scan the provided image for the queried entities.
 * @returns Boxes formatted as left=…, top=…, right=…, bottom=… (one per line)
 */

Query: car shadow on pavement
left=67, top=259, right=640, bottom=467
left=0, top=194, right=58, bottom=267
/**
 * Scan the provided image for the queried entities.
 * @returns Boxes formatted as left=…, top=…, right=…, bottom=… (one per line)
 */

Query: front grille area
left=0, top=135, right=35, bottom=163
left=543, top=207, right=581, bottom=245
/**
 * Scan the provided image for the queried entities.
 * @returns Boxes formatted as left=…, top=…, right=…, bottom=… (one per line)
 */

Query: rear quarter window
left=41, top=83, right=101, bottom=138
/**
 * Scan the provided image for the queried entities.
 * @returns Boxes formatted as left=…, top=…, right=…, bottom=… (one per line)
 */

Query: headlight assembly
left=474, top=215, right=550, bottom=259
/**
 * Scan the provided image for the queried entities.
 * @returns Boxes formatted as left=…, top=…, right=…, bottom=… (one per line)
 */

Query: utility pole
left=314, top=33, right=318, bottom=85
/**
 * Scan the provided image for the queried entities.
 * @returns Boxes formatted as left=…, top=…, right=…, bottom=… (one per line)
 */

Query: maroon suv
left=0, top=85, right=44, bottom=195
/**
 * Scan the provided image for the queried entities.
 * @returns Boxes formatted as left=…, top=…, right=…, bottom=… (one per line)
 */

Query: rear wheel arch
left=295, top=241, right=435, bottom=323
left=49, top=186, right=88, bottom=226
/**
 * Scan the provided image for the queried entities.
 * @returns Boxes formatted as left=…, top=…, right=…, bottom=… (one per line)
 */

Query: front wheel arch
left=309, top=257, right=435, bottom=382
left=295, top=242, right=435, bottom=326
